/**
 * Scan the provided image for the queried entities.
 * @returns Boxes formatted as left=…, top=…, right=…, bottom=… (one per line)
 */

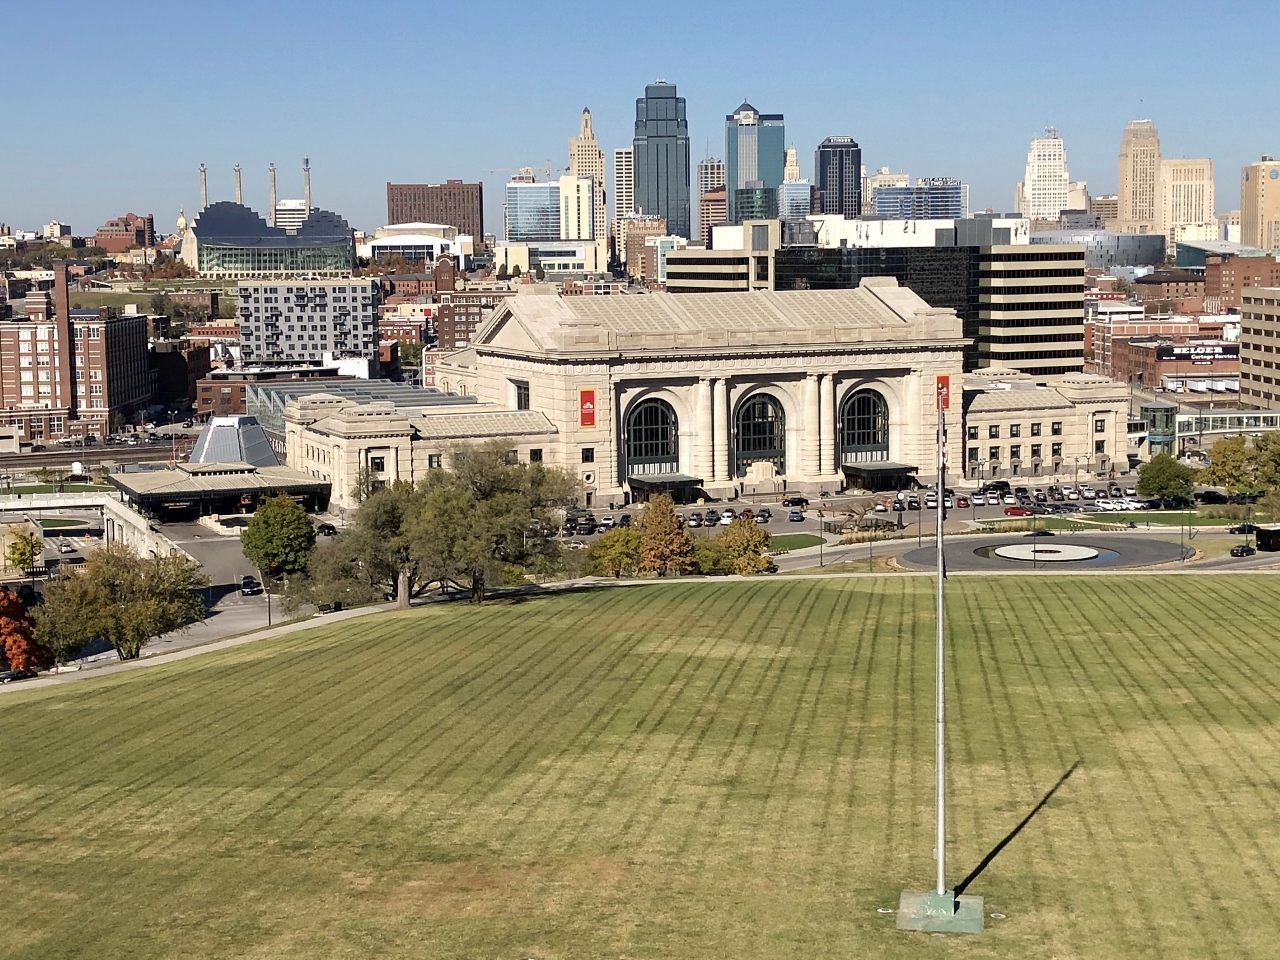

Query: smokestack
left=268, top=163, right=277, bottom=227
left=199, top=163, right=208, bottom=210
left=234, top=163, right=242, bottom=204
left=303, top=156, right=311, bottom=214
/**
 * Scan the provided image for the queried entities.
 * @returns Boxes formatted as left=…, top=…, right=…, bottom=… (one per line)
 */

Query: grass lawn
left=33, top=518, right=91, bottom=528
left=768, top=532, right=826, bottom=550
left=3, top=577, right=1280, bottom=958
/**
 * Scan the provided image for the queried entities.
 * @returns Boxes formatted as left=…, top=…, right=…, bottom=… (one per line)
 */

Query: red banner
left=579, top=389, right=596, bottom=427
left=936, top=375, right=950, bottom=410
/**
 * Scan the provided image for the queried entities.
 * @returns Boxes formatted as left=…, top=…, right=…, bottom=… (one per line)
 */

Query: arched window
left=735, top=393, right=786, bottom=476
left=840, top=389, right=889, bottom=464
left=625, top=398, right=678, bottom=476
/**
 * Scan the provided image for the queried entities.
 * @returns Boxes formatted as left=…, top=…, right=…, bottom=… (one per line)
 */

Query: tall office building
left=1016, top=128, right=1069, bottom=221
left=568, top=108, right=606, bottom=244
left=871, top=178, right=969, bottom=219
left=632, top=81, right=691, bottom=239
left=1116, top=120, right=1161, bottom=234
left=725, top=101, right=785, bottom=223
left=698, top=187, right=727, bottom=247
left=386, top=180, right=484, bottom=238
left=1157, top=158, right=1214, bottom=242
left=696, top=157, right=726, bottom=245
left=504, top=178, right=560, bottom=242
left=558, top=175, right=594, bottom=240
left=783, top=144, right=801, bottom=182
left=777, top=179, right=812, bottom=223
left=976, top=245, right=1085, bottom=376
left=815, top=136, right=862, bottom=217
left=1240, top=156, right=1280, bottom=250
left=612, top=147, right=634, bottom=221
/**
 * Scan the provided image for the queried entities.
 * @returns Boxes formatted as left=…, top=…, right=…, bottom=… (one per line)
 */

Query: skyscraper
left=1240, top=156, right=1280, bottom=249
left=725, top=102, right=784, bottom=223
left=632, top=81, right=691, bottom=239
left=1016, top=128, right=1069, bottom=221
left=558, top=175, right=594, bottom=241
left=696, top=157, right=726, bottom=246
left=568, top=109, right=606, bottom=244
left=871, top=178, right=969, bottom=219
left=783, top=145, right=801, bottom=182
left=1117, top=120, right=1161, bottom=234
left=815, top=136, right=862, bottom=217
left=1157, top=158, right=1214, bottom=242
left=504, top=176, right=559, bottom=242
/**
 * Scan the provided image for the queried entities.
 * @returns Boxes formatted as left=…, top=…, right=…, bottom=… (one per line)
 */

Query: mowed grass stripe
left=2, top=578, right=1277, bottom=958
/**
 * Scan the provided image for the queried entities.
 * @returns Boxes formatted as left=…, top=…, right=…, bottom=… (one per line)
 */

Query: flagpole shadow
left=954, top=759, right=1081, bottom=897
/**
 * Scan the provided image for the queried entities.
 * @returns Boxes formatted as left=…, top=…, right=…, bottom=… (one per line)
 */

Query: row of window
left=969, top=441, right=1105, bottom=461
left=969, top=421, right=1064, bottom=440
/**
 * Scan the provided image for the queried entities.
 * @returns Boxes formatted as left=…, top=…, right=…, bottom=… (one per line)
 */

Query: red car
left=1004, top=506, right=1033, bottom=516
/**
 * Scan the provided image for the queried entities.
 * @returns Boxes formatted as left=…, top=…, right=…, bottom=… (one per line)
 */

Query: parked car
left=755, top=509, right=771, bottom=524
left=955, top=496, right=970, bottom=508
left=788, top=509, right=804, bottom=522
left=781, top=496, right=809, bottom=508
left=1231, top=543, right=1257, bottom=558
left=597, top=515, right=616, bottom=530
left=0, top=669, right=35, bottom=683
left=1004, top=506, right=1033, bottom=516
left=58, top=542, right=76, bottom=554
left=1033, top=490, right=1048, bottom=503
left=739, top=508, right=754, bottom=520
left=30, top=444, right=46, bottom=452
left=704, top=509, right=720, bottom=523
left=686, top=515, right=703, bottom=528
left=1229, top=523, right=1262, bottom=535
left=1195, top=490, right=1229, bottom=505
left=240, top=575, right=262, bottom=596
left=317, top=522, right=337, bottom=536
left=1026, top=529, right=1056, bottom=537
left=943, top=496, right=954, bottom=509
left=986, top=494, right=1001, bottom=506
left=575, top=521, right=598, bottom=536
left=873, top=502, right=888, bottom=512
left=618, top=514, right=632, bottom=527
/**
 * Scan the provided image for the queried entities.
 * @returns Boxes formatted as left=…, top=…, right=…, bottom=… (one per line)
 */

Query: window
left=1095, top=440, right=1106, bottom=455
left=967, top=446, right=978, bottom=462
left=736, top=393, right=787, bottom=476
left=626, top=398, right=678, bottom=475
left=428, top=454, right=442, bottom=469
left=529, top=449, right=543, bottom=463
left=1031, top=422, right=1042, bottom=436
left=1094, top=418, right=1106, bottom=433
left=369, top=456, right=386, bottom=472
left=581, top=447, right=595, bottom=463
left=1009, top=424, right=1021, bottom=438
left=840, top=389, right=889, bottom=464
left=1010, top=444, right=1022, bottom=461
left=989, top=446, right=1001, bottom=462
left=1031, top=444, right=1042, bottom=459
left=1051, top=422, right=1063, bottom=436
left=513, top=380, right=530, bottom=411
left=988, top=424, right=1000, bottom=439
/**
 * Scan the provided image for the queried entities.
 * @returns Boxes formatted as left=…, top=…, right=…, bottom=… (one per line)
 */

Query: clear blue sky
left=3, top=0, right=1275, bottom=237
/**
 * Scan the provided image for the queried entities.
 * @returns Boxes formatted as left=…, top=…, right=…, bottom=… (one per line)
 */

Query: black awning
left=841, top=462, right=920, bottom=491
left=627, top=473, right=704, bottom=491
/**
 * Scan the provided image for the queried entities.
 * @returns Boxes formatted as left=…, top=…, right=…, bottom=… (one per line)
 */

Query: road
left=1, top=427, right=202, bottom=472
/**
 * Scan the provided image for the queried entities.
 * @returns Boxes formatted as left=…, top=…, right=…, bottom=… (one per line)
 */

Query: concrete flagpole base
left=896, top=889, right=984, bottom=933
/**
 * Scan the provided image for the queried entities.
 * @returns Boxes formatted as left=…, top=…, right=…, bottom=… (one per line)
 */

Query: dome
left=176, top=208, right=188, bottom=232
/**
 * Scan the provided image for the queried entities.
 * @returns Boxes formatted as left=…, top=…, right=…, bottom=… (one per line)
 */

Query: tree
left=510, top=264, right=523, bottom=278
left=352, top=482, right=430, bottom=609
left=495, top=264, right=509, bottom=281
left=241, top=494, right=317, bottom=576
left=716, top=517, right=776, bottom=575
left=5, top=531, right=42, bottom=575
left=534, top=265, right=545, bottom=281
left=0, top=588, right=52, bottom=672
left=638, top=495, right=695, bottom=577
left=1201, top=435, right=1262, bottom=493
left=352, top=465, right=378, bottom=504
left=32, top=544, right=207, bottom=661
left=1136, top=453, right=1196, bottom=500
left=584, top=526, right=642, bottom=578
left=149, top=292, right=174, bottom=316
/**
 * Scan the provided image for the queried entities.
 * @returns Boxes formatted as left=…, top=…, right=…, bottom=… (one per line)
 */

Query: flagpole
left=935, top=395, right=947, bottom=897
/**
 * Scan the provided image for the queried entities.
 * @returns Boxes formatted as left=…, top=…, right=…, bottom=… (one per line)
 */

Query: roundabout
left=991, top=543, right=1101, bottom=562
left=898, top=532, right=1191, bottom=571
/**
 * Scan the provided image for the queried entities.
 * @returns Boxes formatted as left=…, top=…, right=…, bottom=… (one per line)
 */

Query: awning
left=840, top=461, right=919, bottom=490
left=627, top=473, right=704, bottom=491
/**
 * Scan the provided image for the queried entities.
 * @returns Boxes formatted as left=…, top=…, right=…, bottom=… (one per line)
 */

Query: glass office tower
left=870, top=178, right=970, bottom=219
left=815, top=136, right=862, bottom=217
left=632, top=81, right=691, bottom=239
left=504, top=180, right=561, bottom=242
left=725, top=102, right=785, bottom=223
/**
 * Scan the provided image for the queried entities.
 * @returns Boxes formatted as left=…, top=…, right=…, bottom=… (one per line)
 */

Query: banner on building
left=579, top=389, right=596, bottom=427
left=936, top=375, right=950, bottom=410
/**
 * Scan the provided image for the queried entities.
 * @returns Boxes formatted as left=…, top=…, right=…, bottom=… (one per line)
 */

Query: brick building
left=386, top=180, right=484, bottom=239
left=1133, top=271, right=1205, bottom=313
left=380, top=273, right=435, bottom=300
left=93, top=212, right=155, bottom=253
left=1109, top=337, right=1238, bottom=389
left=150, top=341, right=212, bottom=405
left=196, top=367, right=354, bottom=418
left=377, top=317, right=428, bottom=344
left=1090, top=301, right=1225, bottom=376
left=1203, top=253, right=1280, bottom=313
left=433, top=257, right=514, bottom=351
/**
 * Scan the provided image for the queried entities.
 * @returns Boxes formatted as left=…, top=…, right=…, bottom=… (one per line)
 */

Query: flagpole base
left=896, top=889, right=984, bottom=933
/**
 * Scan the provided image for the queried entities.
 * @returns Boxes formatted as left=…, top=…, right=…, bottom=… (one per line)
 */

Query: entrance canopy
left=841, top=461, right=919, bottom=492
left=627, top=473, right=704, bottom=504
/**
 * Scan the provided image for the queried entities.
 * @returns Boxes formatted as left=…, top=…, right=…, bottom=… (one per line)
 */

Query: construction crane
left=486, top=160, right=567, bottom=181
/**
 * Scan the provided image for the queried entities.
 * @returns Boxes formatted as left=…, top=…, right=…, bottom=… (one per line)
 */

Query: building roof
left=412, top=409, right=555, bottom=440
left=191, top=201, right=352, bottom=247
left=189, top=416, right=279, bottom=467
left=249, top=379, right=476, bottom=410
left=108, top=462, right=328, bottom=499
left=476, top=281, right=962, bottom=355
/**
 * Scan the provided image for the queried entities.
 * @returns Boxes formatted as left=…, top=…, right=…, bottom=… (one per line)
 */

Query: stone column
left=819, top=373, right=835, bottom=475
left=802, top=374, right=820, bottom=478
left=695, top=378, right=713, bottom=483
left=712, top=377, right=728, bottom=483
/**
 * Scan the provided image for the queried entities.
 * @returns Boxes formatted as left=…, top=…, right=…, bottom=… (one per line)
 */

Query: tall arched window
left=625, top=398, right=678, bottom=475
left=840, top=389, right=889, bottom=464
left=735, top=393, right=786, bottom=476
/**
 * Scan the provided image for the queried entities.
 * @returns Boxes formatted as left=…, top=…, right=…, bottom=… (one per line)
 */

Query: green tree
left=33, top=467, right=58, bottom=485
left=1200, top=435, right=1261, bottom=493
left=495, top=264, right=509, bottom=280
left=33, top=544, right=207, bottom=661
left=241, top=494, right=317, bottom=576
left=5, top=532, right=42, bottom=575
left=510, top=264, right=523, bottom=278
left=1136, top=453, right=1197, bottom=500
left=715, top=517, right=776, bottom=575
left=584, top=526, right=642, bottom=578
left=149, top=292, right=174, bottom=316
left=638, top=495, right=695, bottom=577
left=351, top=482, right=430, bottom=609
left=534, top=265, right=545, bottom=281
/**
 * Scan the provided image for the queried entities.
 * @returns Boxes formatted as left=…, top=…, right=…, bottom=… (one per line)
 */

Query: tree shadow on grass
left=954, top=759, right=1081, bottom=897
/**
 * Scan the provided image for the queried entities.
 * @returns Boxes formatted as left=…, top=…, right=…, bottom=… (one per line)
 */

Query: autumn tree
left=5, top=531, right=42, bottom=576
left=716, top=517, right=776, bottom=575
left=0, top=588, right=52, bottom=673
left=32, top=544, right=207, bottom=661
left=1136, top=453, right=1196, bottom=500
left=241, top=494, right=317, bottom=577
left=584, top=526, right=642, bottom=578
left=638, top=495, right=695, bottom=577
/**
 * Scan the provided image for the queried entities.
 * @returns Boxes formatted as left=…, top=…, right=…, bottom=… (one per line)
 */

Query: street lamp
left=818, top=509, right=824, bottom=567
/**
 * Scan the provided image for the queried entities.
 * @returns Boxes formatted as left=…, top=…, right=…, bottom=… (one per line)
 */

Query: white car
left=1125, top=486, right=1137, bottom=497
left=720, top=508, right=736, bottom=525
left=1065, top=488, right=1080, bottom=500
left=1002, top=494, right=1017, bottom=505
left=1093, top=497, right=1114, bottom=511
left=986, top=493, right=1000, bottom=506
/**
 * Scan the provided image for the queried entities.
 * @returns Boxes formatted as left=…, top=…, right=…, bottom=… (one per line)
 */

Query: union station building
left=281, top=280, right=1129, bottom=510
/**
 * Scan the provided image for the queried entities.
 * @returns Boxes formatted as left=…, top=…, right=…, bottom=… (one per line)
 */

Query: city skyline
left=1, top=0, right=1275, bottom=235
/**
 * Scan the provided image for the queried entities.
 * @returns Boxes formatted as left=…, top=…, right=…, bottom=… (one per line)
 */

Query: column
left=802, top=374, right=820, bottom=478
left=712, top=377, right=728, bottom=483
left=819, top=373, right=835, bottom=475
left=695, top=378, right=713, bottom=484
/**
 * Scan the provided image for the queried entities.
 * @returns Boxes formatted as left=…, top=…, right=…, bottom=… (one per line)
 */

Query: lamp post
left=818, top=509, right=825, bottom=567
